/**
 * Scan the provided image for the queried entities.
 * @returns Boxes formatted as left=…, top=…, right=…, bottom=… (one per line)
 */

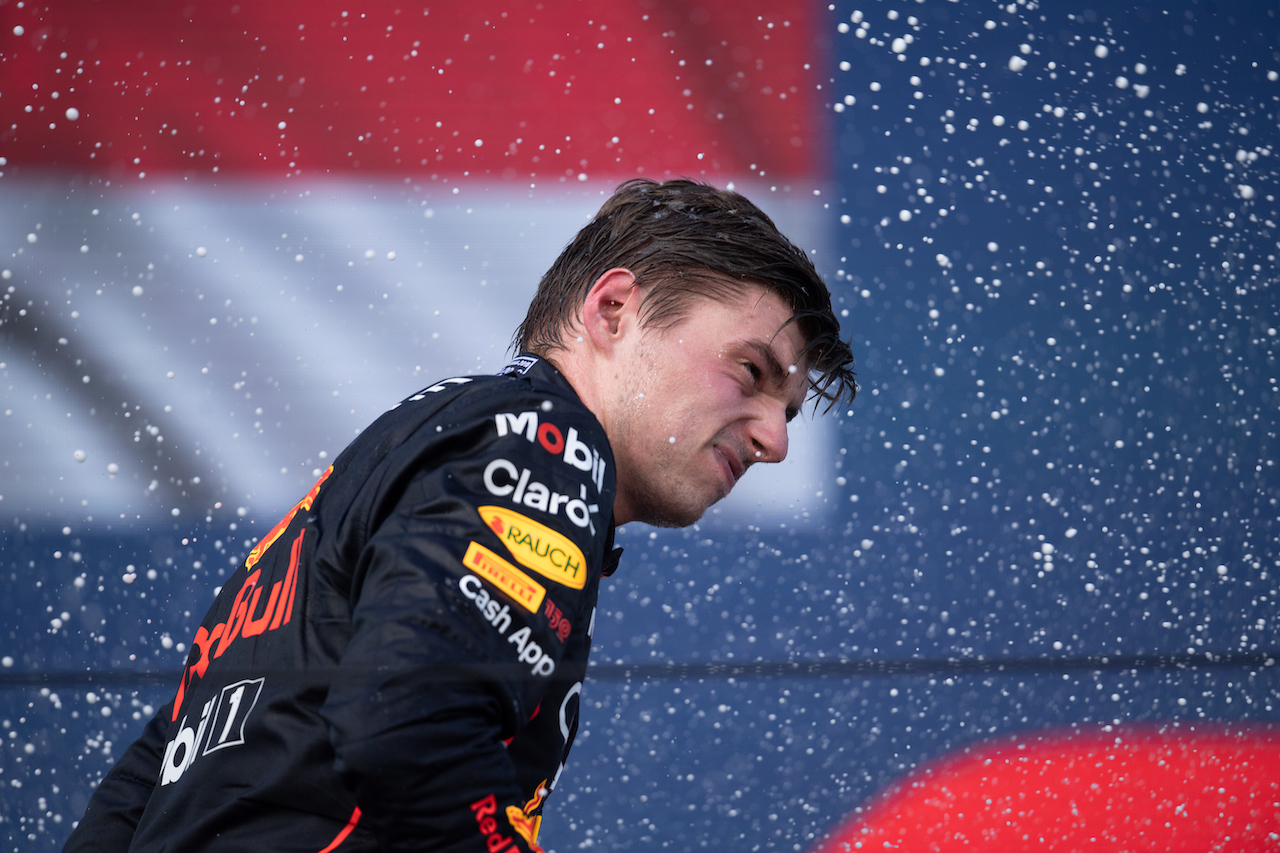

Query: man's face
left=606, top=284, right=809, bottom=527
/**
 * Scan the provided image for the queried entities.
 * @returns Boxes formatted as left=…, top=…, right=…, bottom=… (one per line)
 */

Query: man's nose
left=749, top=402, right=790, bottom=464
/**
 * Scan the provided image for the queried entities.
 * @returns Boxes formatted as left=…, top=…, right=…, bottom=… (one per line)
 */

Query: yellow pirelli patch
left=479, top=505, right=588, bottom=590
left=462, top=541, right=545, bottom=613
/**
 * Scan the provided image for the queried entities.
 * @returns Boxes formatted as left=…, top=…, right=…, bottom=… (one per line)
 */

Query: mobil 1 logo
left=159, top=677, right=265, bottom=787
left=204, top=677, right=265, bottom=754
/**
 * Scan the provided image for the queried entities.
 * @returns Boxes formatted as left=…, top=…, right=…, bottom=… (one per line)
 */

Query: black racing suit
left=65, top=355, right=620, bottom=853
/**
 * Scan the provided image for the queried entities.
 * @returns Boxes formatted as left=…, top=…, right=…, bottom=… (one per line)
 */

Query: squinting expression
left=608, top=286, right=810, bottom=527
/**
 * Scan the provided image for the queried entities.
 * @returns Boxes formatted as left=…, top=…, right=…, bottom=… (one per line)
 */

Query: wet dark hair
left=514, top=178, right=857, bottom=410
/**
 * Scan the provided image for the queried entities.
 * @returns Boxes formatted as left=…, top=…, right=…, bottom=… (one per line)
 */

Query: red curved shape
left=812, top=725, right=1280, bottom=852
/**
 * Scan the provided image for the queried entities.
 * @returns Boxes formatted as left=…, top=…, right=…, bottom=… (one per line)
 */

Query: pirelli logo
left=478, top=505, right=587, bottom=590
left=462, top=541, right=545, bottom=613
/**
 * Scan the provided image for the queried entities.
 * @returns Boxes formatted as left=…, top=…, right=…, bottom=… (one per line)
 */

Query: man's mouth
left=713, top=445, right=745, bottom=486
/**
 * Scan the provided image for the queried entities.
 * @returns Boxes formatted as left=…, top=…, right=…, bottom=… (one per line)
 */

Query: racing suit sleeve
left=319, top=407, right=606, bottom=852
left=62, top=699, right=173, bottom=852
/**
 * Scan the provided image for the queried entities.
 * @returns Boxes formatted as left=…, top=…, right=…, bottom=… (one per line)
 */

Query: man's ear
left=580, top=268, right=641, bottom=352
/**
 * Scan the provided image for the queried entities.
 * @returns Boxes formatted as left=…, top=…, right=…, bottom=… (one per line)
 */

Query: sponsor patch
left=160, top=676, right=265, bottom=787
left=494, top=411, right=606, bottom=494
left=458, top=574, right=555, bottom=677
left=543, top=598, right=571, bottom=643
left=478, top=505, right=587, bottom=590
left=482, top=458, right=599, bottom=532
left=462, top=541, right=545, bottom=613
left=499, top=355, right=538, bottom=376
left=173, top=521, right=311, bottom=722
left=506, top=805, right=543, bottom=850
left=470, top=795, right=516, bottom=852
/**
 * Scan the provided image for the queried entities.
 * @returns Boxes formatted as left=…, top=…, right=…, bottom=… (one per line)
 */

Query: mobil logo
left=494, top=411, right=606, bottom=494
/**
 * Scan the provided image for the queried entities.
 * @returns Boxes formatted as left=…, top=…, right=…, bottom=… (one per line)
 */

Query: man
left=65, top=179, right=856, bottom=852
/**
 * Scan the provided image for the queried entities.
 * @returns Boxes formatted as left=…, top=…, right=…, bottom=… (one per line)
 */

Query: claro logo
left=495, top=411, right=606, bottom=494
left=483, top=458, right=599, bottom=533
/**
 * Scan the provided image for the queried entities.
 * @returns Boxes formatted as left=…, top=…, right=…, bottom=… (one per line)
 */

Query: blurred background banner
left=0, top=0, right=837, bottom=524
left=3, top=2, right=1279, bottom=851
left=2, top=1, right=824, bottom=179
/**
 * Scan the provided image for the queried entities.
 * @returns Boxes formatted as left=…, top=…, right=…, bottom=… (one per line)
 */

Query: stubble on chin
left=627, top=486, right=706, bottom=529
left=614, top=441, right=708, bottom=528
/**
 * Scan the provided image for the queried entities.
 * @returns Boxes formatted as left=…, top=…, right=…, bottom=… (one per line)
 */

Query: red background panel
left=0, top=0, right=828, bottom=181
left=812, top=725, right=1280, bottom=853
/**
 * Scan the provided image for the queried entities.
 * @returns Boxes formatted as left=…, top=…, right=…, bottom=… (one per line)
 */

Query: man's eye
left=743, top=361, right=762, bottom=381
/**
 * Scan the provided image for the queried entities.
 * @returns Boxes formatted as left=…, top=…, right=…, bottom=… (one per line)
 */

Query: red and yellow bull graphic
left=470, top=794, right=546, bottom=853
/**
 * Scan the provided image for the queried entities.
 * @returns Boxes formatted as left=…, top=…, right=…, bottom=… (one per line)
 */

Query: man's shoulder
left=395, top=360, right=594, bottom=427
left=348, top=357, right=610, bottom=468
left=322, top=359, right=614, bottom=543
